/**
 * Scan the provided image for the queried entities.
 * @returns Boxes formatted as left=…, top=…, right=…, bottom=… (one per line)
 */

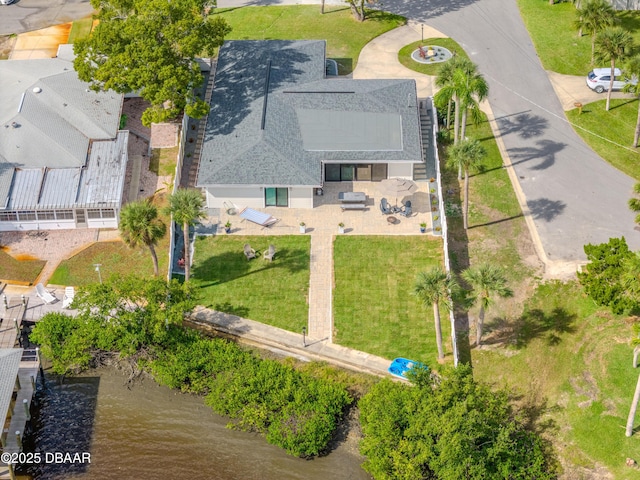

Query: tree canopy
left=166, top=188, right=206, bottom=281
left=577, top=237, right=640, bottom=314
left=74, top=0, right=231, bottom=126
left=119, top=199, right=166, bottom=276
left=359, top=365, right=557, bottom=480
left=30, top=275, right=196, bottom=375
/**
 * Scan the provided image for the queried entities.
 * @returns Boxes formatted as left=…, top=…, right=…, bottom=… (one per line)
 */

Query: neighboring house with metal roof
left=197, top=40, right=423, bottom=209
left=0, top=57, right=127, bottom=231
left=0, top=349, right=22, bottom=443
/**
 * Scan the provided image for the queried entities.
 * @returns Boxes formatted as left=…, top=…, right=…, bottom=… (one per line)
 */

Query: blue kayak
left=388, top=357, right=428, bottom=379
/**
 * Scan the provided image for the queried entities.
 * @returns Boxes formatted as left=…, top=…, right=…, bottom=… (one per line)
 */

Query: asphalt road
left=0, top=0, right=94, bottom=36
left=372, top=0, right=640, bottom=267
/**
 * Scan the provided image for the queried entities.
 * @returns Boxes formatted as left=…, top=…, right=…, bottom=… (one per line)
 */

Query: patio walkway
left=308, top=233, right=333, bottom=340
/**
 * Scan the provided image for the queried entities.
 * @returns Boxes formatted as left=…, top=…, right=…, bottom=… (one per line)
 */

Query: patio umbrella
left=378, top=178, right=418, bottom=206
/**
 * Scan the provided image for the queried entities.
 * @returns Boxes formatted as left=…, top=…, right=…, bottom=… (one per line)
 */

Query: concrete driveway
left=0, top=0, right=93, bottom=36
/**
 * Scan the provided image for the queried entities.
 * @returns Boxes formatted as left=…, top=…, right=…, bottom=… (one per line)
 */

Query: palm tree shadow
left=514, top=307, right=577, bottom=348
left=495, top=112, right=548, bottom=139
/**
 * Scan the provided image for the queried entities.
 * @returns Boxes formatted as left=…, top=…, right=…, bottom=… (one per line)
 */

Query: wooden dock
left=0, top=293, right=40, bottom=480
left=0, top=296, right=27, bottom=350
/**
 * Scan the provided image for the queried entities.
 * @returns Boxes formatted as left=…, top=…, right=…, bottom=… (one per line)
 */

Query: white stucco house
left=196, top=40, right=425, bottom=209
left=0, top=56, right=128, bottom=231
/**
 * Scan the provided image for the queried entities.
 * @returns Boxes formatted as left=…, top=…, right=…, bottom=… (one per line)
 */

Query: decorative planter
left=420, top=227, right=426, bottom=234
left=300, top=225, right=306, bottom=234
left=338, top=226, right=345, bottom=234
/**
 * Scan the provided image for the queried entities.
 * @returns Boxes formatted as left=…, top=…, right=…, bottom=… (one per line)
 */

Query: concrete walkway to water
left=189, top=306, right=394, bottom=377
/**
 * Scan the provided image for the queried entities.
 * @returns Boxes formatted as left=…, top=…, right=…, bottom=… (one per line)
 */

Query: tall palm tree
left=458, top=68, right=489, bottom=143
left=595, top=26, right=634, bottom=111
left=574, top=0, right=615, bottom=62
left=624, top=55, right=640, bottom=147
left=119, top=200, right=167, bottom=276
left=167, top=188, right=205, bottom=281
left=462, top=264, right=513, bottom=347
left=413, top=266, right=459, bottom=361
left=447, top=138, right=486, bottom=230
left=435, top=56, right=481, bottom=145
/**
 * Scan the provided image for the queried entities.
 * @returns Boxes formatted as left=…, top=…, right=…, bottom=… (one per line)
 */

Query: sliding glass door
left=265, top=188, right=288, bottom=207
left=324, top=163, right=387, bottom=181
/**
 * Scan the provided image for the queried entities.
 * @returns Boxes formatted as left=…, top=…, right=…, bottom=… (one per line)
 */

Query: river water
left=19, top=368, right=371, bottom=480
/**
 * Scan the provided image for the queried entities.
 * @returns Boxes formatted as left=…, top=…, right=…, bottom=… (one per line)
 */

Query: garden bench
left=340, top=203, right=366, bottom=211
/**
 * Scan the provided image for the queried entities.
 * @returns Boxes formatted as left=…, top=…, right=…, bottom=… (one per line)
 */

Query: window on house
left=56, top=210, right=74, bottom=220
left=0, top=212, right=18, bottom=222
left=17, top=211, right=36, bottom=221
left=37, top=211, right=56, bottom=220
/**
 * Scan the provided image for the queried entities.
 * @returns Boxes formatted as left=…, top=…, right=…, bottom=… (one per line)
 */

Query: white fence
left=431, top=104, right=459, bottom=367
left=609, top=0, right=640, bottom=9
left=167, top=114, right=189, bottom=281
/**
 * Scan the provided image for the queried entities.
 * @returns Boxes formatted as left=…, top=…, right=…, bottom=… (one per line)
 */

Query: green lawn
left=190, top=235, right=310, bottom=331
left=566, top=98, right=640, bottom=180
left=333, top=236, right=446, bottom=364
left=67, top=18, right=94, bottom=44
left=443, top=113, right=531, bottom=284
left=517, top=0, right=640, bottom=76
left=150, top=146, right=179, bottom=179
left=473, top=281, right=640, bottom=479
left=0, top=250, right=45, bottom=285
left=49, top=195, right=172, bottom=286
left=215, top=6, right=405, bottom=74
left=398, top=37, right=469, bottom=76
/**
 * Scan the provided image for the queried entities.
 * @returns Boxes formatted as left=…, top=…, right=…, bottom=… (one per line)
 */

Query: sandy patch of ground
left=0, top=229, right=100, bottom=287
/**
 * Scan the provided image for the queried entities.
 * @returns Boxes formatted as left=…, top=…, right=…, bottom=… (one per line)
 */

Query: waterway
left=19, top=367, right=371, bottom=480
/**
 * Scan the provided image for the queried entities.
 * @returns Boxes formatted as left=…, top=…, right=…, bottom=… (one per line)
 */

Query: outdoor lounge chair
left=399, top=200, right=412, bottom=217
left=239, top=207, right=278, bottom=227
left=263, top=244, right=276, bottom=261
left=62, top=286, right=75, bottom=309
left=244, top=244, right=256, bottom=261
left=36, top=283, right=56, bottom=304
left=380, top=198, right=392, bottom=214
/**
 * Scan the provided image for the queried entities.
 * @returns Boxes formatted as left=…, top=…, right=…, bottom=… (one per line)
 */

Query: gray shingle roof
left=197, top=40, right=422, bottom=188
left=0, top=58, right=122, bottom=169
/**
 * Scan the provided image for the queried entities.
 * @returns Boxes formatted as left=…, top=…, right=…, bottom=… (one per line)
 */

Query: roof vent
left=32, top=87, right=42, bottom=94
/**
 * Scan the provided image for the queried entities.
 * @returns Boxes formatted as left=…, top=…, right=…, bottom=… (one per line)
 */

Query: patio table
left=338, top=192, right=366, bottom=203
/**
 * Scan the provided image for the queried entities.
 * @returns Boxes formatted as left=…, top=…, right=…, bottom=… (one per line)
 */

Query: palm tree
left=624, top=55, right=640, bottom=147
left=435, top=56, right=483, bottom=145
left=595, top=26, right=634, bottom=111
left=574, top=0, right=615, bottom=62
left=167, top=188, right=205, bottom=281
left=413, top=266, right=459, bottom=361
left=447, top=138, right=486, bottom=230
left=119, top=200, right=167, bottom=276
left=458, top=68, right=489, bottom=143
left=462, top=264, right=513, bottom=347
